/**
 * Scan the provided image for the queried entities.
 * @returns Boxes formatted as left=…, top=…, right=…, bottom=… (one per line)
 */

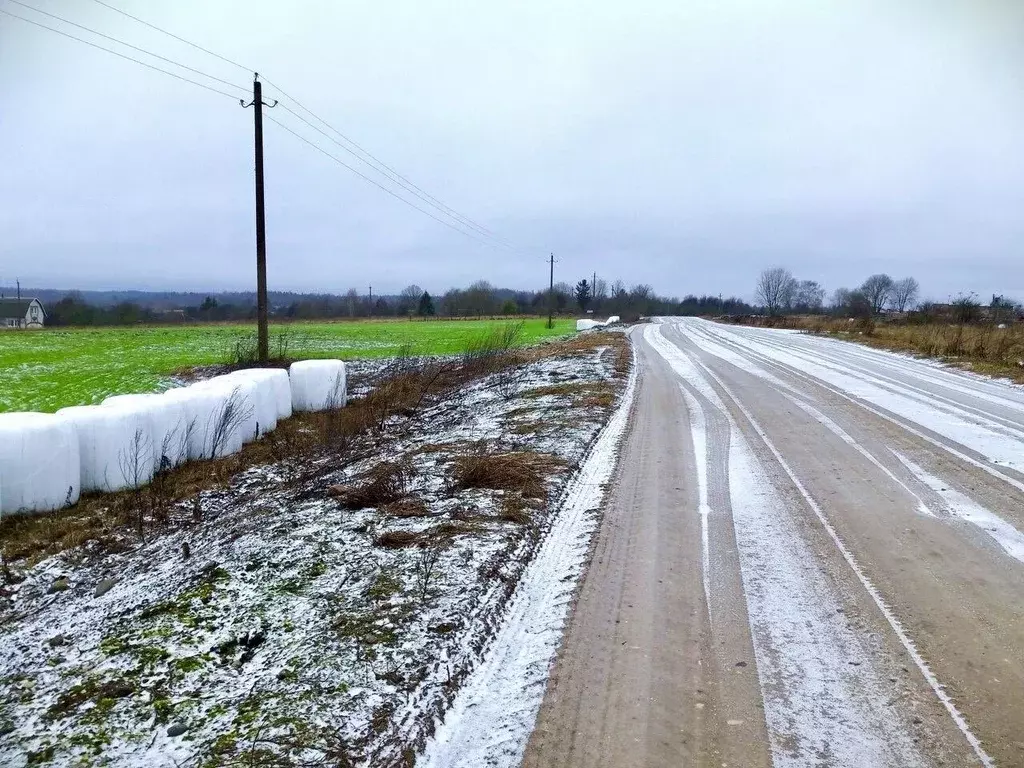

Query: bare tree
left=794, top=280, right=825, bottom=312
left=830, top=287, right=852, bottom=311
left=860, top=274, right=895, bottom=314
left=344, top=288, right=360, bottom=317
left=756, top=268, right=797, bottom=316
left=891, top=277, right=919, bottom=313
left=398, top=285, right=423, bottom=315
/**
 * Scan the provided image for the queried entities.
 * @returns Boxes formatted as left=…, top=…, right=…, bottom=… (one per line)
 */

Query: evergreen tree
left=574, top=279, right=592, bottom=311
left=417, top=291, right=436, bottom=316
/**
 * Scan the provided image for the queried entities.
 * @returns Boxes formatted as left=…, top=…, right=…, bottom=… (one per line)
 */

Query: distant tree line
left=43, top=278, right=755, bottom=327
left=754, top=267, right=1021, bottom=324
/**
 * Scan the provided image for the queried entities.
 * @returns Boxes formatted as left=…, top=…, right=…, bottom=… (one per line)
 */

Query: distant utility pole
left=548, top=253, right=556, bottom=329
left=16, top=280, right=20, bottom=301
left=241, top=74, right=276, bottom=363
left=369, top=285, right=373, bottom=316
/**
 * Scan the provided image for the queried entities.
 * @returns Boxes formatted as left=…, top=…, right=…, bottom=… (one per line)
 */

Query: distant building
left=0, top=298, right=45, bottom=329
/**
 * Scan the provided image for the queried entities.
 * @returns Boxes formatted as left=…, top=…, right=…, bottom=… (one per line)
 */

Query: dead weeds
left=328, top=461, right=415, bottom=509
left=451, top=451, right=565, bottom=499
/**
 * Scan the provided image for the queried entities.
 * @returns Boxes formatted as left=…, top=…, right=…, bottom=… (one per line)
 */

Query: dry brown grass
left=498, top=493, right=533, bottom=525
left=450, top=451, right=565, bottom=499
left=328, top=461, right=414, bottom=509
left=381, top=497, right=432, bottom=518
left=721, top=316, right=1024, bottom=383
left=522, top=381, right=617, bottom=409
left=373, top=530, right=422, bottom=549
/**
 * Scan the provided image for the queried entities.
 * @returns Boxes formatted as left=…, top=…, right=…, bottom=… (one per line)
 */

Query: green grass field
left=0, top=318, right=574, bottom=413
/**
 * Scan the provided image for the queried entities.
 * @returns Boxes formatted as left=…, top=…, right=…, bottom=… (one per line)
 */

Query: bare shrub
left=208, top=388, right=254, bottom=459
left=412, top=542, right=443, bottom=602
left=491, top=353, right=527, bottom=400
left=118, top=428, right=152, bottom=492
left=329, top=461, right=415, bottom=509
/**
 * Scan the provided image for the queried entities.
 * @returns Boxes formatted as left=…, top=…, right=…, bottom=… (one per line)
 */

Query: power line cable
left=274, top=102, right=516, bottom=252
left=265, top=113, right=505, bottom=250
left=65, top=0, right=537, bottom=253
left=6, top=0, right=248, bottom=95
left=85, top=0, right=250, bottom=74
left=266, top=82, right=517, bottom=248
left=1, top=9, right=242, bottom=100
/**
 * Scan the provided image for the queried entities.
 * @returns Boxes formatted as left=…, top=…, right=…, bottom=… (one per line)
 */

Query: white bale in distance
left=102, top=393, right=188, bottom=472
left=289, top=360, right=347, bottom=412
left=606, top=315, right=621, bottom=324
left=191, top=376, right=260, bottom=452
left=56, top=404, right=151, bottom=492
left=225, top=369, right=282, bottom=434
left=576, top=319, right=602, bottom=331
left=0, top=412, right=80, bottom=514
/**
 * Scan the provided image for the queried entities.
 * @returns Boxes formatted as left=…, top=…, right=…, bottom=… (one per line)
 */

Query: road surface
left=522, top=317, right=1024, bottom=768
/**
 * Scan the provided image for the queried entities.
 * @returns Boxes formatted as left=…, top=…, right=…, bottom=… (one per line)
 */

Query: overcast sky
left=2, top=0, right=1023, bottom=302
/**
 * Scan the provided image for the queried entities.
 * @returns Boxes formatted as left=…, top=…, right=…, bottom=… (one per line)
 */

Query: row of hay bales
left=576, top=315, right=621, bottom=331
left=0, top=360, right=347, bottom=516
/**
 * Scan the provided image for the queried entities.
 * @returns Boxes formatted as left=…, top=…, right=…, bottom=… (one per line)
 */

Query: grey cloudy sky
left=2, top=0, right=1023, bottom=302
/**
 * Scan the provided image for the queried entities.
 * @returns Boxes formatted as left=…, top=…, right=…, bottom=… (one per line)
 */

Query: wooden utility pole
left=242, top=74, right=276, bottom=363
left=547, top=253, right=555, bottom=329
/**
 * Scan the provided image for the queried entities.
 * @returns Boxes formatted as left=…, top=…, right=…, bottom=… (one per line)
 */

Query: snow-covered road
left=510, top=318, right=1024, bottom=768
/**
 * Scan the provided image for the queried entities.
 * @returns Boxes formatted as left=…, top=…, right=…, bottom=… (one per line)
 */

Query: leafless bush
left=462, top=322, right=524, bottom=375
left=117, top=428, right=152, bottom=536
left=413, top=542, right=442, bottom=602
left=491, top=353, right=528, bottom=400
left=208, top=389, right=254, bottom=459
left=118, top=428, right=152, bottom=492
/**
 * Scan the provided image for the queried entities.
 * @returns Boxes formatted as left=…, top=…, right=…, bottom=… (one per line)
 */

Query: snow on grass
left=0, top=337, right=626, bottom=767
left=418, top=343, right=638, bottom=768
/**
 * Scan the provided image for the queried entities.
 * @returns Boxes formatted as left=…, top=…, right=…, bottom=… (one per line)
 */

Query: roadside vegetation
left=0, top=325, right=631, bottom=767
left=723, top=267, right=1024, bottom=382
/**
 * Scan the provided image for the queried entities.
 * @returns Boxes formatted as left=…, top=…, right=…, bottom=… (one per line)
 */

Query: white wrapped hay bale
left=0, top=412, right=80, bottom=514
left=266, top=369, right=293, bottom=420
left=226, top=370, right=281, bottom=435
left=289, top=360, right=346, bottom=412
left=606, top=315, right=621, bottom=324
left=102, top=393, right=188, bottom=472
left=160, top=388, right=202, bottom=466
left=56, top=404, right=151, bottom=492
left=576, top=319, right=602, bottom=331
left=192, top=376, right=260, bottom=453
left=177, top=384, right=230, bottom=460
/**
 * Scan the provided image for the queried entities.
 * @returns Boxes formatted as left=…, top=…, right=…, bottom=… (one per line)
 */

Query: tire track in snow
left=699, top=322, right=1024, bottom=465
left=890, top=449, right=1024, bottom=565
left=654, top=322, right=994, bottom=768
left=688, top=320, right=1024, bottom=495
left=418, top=343, right=639, bottom=768
left=646, top=324, right=931, bottom=768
